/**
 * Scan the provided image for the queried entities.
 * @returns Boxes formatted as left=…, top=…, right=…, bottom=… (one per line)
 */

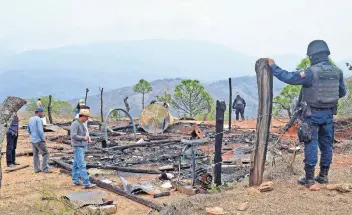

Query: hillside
left=0, top=40, right=303, bottom=101
left=80, top=77, right=286, bottom=118
left=0, top=39, right=348, bottom=102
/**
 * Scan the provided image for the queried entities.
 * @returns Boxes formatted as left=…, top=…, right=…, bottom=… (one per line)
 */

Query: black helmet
left=307, top=40, right=330, bottom=56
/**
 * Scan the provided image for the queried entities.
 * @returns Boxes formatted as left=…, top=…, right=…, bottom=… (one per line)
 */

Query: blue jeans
left=72, top=146, right=90, bottom=186
left=303, top=109, right=334, bottom=168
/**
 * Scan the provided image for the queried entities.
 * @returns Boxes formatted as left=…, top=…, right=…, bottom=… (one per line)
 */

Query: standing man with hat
left=267, top=40, right=346, bottom=187
left=27, top=108, right=52, bottom=173
left=70, top=108, right=96, bottom=188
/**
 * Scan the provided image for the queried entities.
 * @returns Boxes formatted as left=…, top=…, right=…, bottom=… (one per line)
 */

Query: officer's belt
left=310, top=107, right=332, bottom=112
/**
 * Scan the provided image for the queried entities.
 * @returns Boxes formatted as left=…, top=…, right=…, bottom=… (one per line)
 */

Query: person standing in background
left=36, top=98, right=42, bottom=108
left=73, top=99, right=85, bottom=119
left=27, top=108, right=52, bottom=173
left=6, top=114, right=19, bottom=167
left=233, top=94, right=246, bottom=121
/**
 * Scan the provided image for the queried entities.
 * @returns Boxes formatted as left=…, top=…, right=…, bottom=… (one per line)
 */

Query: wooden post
left=214, top=100, right=226, bottom=186
left=0, top=97, right=27, bottom=188
left=85, top=88, right=89, bottom=104
left=48, top=95, right=53, bottom=124
left=228, top=78, right=232, bottom=131
left=249, top=59, right=273, bottom=186
left=99, top=87, right=104, bottom=130
left=124, top=96, right=130, bottom=113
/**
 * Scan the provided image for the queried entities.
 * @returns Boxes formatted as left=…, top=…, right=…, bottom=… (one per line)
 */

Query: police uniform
left=233, top=95, right=246, bottom=120
left=269, top=40, right=346, bottom=187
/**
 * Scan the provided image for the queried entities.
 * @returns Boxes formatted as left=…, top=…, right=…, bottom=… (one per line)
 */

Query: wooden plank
left=249, top=58, right=273, bottom=186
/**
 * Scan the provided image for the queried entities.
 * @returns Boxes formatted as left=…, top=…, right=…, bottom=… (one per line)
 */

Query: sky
left=0, top=0, right=350, bottom=60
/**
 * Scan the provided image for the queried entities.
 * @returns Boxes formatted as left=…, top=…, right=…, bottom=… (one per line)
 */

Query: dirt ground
left=158, top=149, right=352, bottom=215
left=1, top=119, right=352, bottom=215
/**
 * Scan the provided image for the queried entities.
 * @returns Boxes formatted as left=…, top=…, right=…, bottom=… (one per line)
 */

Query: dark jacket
left=233, top=96, right=246, bottom=109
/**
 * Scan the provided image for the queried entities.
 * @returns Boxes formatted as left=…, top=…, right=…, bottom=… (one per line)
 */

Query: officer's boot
left=315, top=166, right=329, bottom=184
left=298, top=165, right=315, bottom=187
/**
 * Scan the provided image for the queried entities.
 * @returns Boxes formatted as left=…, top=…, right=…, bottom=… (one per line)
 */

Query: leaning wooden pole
left=48, top=95, right=53, bottom=124
left=214, top=100, right=226, bottom=186
left=0, top=97, right=27, bottom=188
left=249, top=59, right=273, bottom=186
left=99, top=87, right=104, bottom=130
left=228, top=78, right=232, bottom=131
left=85, top=88, right=89, bottom=104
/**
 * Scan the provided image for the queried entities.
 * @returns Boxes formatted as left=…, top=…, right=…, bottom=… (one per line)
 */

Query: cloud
left=0, top=0, right=350, bottom=60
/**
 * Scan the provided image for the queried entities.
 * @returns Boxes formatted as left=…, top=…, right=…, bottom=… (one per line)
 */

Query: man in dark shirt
left=6, top=114, right=19, bottom=167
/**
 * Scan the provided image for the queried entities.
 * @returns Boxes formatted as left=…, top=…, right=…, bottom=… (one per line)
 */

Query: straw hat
left=79, top=108, right=93, bottom=118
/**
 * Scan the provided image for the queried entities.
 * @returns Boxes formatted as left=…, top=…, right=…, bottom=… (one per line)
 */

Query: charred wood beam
left=99, top=87, right=104, bottom=130
left=103, top=139, right=182, bottom=151
left=48, top=95, right=53, bottom=124
left=1, top=150, right=33, bottom=157
left=5, top=165, right=30, bottom=173
left=51, top=159, right=162, bottom=211
left=86, top=164, right=162, bottom=174
left=214, top=100, right=226, bottom=186
left=124, top=96, right=131, bottom=113
left=249, top=59, right=273, bottom=186
left=55, top=120, right=102, bottom=127
left=229, top=78, right=232, bottom=131
left=85, top=88, right=89, bottom=104
left=0, top=96, right=27, bottom=188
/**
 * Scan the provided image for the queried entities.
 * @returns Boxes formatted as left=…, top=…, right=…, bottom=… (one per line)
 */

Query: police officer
left=233, top=94, right=246, bottom=121
left=267, top=40, right=346, bottom=187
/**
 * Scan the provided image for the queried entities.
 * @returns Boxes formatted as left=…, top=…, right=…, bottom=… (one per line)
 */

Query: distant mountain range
left=0, top=39, right=349, bottom=116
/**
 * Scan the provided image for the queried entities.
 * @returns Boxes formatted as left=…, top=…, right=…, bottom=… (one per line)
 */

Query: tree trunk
left=214, top=100, right=226, bottom=186
left=0, top=97, right=27, bottom=188
left=48, top=95, right=53, bottom=124
left=142, top=93, right=145, bottom=110
left=85, top=88, right=89, bottom=104
left=229, top=78, right=232, bottom=130
left=249, top=59, right=273, bottom=186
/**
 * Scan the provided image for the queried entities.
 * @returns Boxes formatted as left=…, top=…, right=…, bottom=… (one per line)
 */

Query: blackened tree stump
left=249, top=59, right=273, bottom=186
left=0, top=96, right=27, bottom=188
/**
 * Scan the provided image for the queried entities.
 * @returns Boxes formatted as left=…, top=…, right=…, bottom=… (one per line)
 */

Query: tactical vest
left=302, top=64, right=341, bottom=108
left=236, top=99, right=243, bottom=105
